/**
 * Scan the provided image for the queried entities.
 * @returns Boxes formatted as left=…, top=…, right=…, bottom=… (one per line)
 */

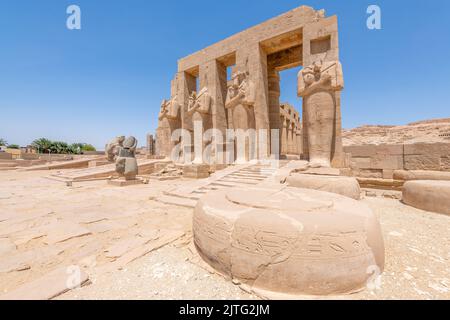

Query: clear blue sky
left=1, top=0, right=449, bottom=149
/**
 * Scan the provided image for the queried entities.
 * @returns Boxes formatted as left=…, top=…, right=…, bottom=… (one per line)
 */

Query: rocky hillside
left=343, top=118, right=450, bottom=146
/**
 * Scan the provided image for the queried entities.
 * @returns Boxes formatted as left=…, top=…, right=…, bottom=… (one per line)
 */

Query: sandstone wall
left=344, top=143, right=450, bottom=179
left=0, top=152, right=13, bottom=160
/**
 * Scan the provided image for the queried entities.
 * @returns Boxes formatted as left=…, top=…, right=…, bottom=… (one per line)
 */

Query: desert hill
left=343, top=118, right=450, bottom=146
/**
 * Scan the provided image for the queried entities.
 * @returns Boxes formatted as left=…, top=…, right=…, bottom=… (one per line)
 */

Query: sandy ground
left=0, top=169, right=449, bottom=300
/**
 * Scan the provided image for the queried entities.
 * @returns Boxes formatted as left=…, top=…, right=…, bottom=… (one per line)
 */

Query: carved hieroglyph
left=193, top=185, right=385, bottom=297
left=298, top=61, right=344, bottom=168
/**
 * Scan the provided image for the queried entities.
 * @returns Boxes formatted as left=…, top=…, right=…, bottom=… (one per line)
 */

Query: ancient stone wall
left=345, top=143, right=450, bottom=179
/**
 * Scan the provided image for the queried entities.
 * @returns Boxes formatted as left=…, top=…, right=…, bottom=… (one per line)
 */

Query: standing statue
left=187, top=87, right=211, bottom=115
left=298, top=60, right=344, bottom=168
left=157, top=96, right=181, bottom=159
left=187, top=87, right=212, bottom=164
left=225, top=71, right=255, bottom=111
left=115, top=136, right=138, bottom=180
left=105, top=136, right=125, bottom=162
left=225, top=71, right=256, bottom=163
left=159, top=96, right=180, bottom=121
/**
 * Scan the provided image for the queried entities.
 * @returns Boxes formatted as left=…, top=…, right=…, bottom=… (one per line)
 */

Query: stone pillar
left=146, top=134, right=155, bottom=155
left=296, top=129, right=302, bottom=156
left=280, top=117, right=287, bottom=156
left=287, top=122, right=294, bottom=155
left=236, top=44, right=270, bottom=160
left=300, top=15, right=345, bottom=167
left=177, top=71, right=197, bottom=163
left=268, top=69, right=281, bottom=157
left=199, top=60, right=228, bottom=166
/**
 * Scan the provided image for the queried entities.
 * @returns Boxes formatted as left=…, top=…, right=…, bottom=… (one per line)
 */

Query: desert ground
left=0, top=168, right=448, bottom=300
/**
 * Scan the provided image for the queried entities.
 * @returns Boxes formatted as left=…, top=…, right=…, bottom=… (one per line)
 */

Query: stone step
left=163, top=190, right=201, bottom=201
left=156, top=195, right=198, bottom=209
left=221, top=178, right=261, bottom=185
left=228, top=173, right=267, bottom=179
left=239, top=169, right=275, bottom=174
left=210, top=181, right=241, bottom=188
left=0, top=163, right=18, bottom=168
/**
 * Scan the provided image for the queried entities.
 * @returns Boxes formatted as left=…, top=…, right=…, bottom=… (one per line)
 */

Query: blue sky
left=0, top=0, right=449, bottom=149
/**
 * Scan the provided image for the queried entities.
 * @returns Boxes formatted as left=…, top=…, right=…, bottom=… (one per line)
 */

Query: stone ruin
left=155, top=5, right=345, bottom=170
left=151, top=5, right=450, bottom=298
left=152, top=6, right=386, bottom=297
left=106, top=136, right=141, bottom=186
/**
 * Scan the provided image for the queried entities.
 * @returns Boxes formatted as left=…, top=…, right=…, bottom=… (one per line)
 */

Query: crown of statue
left=302, top=66, right=315, bottom=75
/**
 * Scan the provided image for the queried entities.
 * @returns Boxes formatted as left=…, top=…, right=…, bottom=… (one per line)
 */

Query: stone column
left=301, top=16, right=344, bottom=167
left=236, top=44, right=270, bottom=160
left=268, top=69, right=281, bottom=158
left=199, top=60, right=228, bottom=166
left=280, top=116, right=287, bottom=156
left=177, top=71, right=197, bottom=163
left=146, top=134, right=155, bottom=155
left=287, top=122, right=294, bottom=155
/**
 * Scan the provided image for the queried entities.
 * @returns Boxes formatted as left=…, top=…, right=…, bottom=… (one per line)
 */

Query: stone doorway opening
left=264, top=30, right=304, bottom=160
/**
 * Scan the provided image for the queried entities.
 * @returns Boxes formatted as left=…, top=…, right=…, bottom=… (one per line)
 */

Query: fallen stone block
left=403, top=180, right=450, bottom=215
left=287, top=174, right=361, bottom=200
left=394, top=170, right=450, bottom=181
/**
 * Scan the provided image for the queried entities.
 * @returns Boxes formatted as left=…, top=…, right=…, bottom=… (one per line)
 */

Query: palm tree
left=32, top=138, right=52, bottom=154
left=0, top=138, right=7, bottom=146
left=70, top=143, right=85, bottom=154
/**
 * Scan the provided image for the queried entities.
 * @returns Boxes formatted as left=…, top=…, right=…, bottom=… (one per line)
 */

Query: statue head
left=123, top=136, right=137, bottom=150
left=302, top=66, right=316, bottom=85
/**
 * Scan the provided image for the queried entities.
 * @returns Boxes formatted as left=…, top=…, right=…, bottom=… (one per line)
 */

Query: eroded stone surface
left=44, top=222, right=92, bottom=245
left=0, top=238, right=16, bottom=256
left=0, top=267, right=89, bottom=300
left=193, top=185, right=385, bottom=297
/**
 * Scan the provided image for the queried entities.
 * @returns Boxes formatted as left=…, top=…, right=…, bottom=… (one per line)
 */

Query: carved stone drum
left=193, top=185, right=385, bottom=297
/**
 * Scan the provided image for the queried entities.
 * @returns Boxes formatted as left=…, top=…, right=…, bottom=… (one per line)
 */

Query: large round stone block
left=403, top=180, right=450, bottom=215
left=193, top=185, right=385, bottom=297
left=287, top=174, right=361, bottom=200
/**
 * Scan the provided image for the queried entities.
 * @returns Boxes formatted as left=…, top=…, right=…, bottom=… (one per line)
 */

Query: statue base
left=301, top=167, right=341, bottom=176
left=183, top=164, right=210, bottom=179
left=108, top=178, right=143, bottom=187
